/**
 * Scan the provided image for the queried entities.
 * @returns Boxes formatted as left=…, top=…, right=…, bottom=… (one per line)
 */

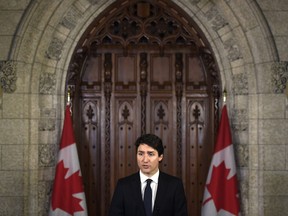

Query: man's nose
left=143, top=154, right=149, bottom=162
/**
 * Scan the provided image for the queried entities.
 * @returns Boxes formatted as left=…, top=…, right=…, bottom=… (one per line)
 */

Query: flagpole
left=223, top=88, right=227, bottom=104
left=67, top=87, right=71, bottom=105
left=67, top=86, right=72, bottom=115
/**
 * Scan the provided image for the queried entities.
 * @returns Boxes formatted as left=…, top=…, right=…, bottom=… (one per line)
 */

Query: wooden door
left=67, top=1, right=220, bottom=215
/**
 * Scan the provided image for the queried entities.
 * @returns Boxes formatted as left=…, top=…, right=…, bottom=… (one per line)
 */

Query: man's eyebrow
left=137, top=150, right=155, bottom=153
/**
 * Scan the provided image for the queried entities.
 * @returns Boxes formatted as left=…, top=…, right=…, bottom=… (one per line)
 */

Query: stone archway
left=6, top=0, right=279, bottom=215
left=67, top=1, right=221, bottom=215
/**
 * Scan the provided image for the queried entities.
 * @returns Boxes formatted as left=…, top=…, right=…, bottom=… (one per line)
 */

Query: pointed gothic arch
left=67, top=1, right=221, bottom=215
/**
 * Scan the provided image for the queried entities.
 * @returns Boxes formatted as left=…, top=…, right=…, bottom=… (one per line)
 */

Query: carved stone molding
left=203, top=3, right=243, bottom=63
left=40, top=108, right=56, bottom=118
left=223, top=38, right=242, bottom=61
left=271, top=61, right=288, bottom=94
left=0, top=60, right=17, bottom=93
left=38, top=119, right=56, bottom=131
left=39, top=72, right=56, bottom=94
left=38, top=108, right=56, bottom=131
left=232, top=108, right=248, bottom=131
left=60, top=6, right=82, bottom=30
left=205, top=6, right=228, bottom=32
left=233, top=73, right=248, bottom=95
left=39, top=144, right=56, bottom=167
left=235, top=144, right=249, bottom=168
left=45, top=37, right=64, bottom=60
left=38, top=180, right=53, bottom=215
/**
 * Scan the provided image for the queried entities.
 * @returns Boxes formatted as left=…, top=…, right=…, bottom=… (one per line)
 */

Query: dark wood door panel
left=75, top=98, right=102, bottom=216
left=71, top=48, right=218, bottom=216
left=149, top=97, right=177, bottom=175
left=113, top=97, right=139, bottom=180
left=185, top=98, right=214, bottom=215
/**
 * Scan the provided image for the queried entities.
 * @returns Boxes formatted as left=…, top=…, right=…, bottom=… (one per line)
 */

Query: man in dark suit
left=109, top=134, right=188, bottom=216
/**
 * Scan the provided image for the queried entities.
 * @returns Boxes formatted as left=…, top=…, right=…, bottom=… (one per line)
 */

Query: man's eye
left=138, top=152, right=143, bottom=156
left=148, top=153, right=154, bottom=156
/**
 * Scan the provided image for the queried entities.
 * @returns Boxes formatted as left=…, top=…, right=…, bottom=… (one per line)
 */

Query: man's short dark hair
left=135, top=134, right=164, bottom=156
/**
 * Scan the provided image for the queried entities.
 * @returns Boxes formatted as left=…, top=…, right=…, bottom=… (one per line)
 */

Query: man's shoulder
left=159, top=171, right=178, bottom=178
left=159, top=171, right=182, bottom=183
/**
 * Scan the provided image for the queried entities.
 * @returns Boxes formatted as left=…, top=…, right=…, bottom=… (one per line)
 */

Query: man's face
left=137, top=144, right=163, bottom=177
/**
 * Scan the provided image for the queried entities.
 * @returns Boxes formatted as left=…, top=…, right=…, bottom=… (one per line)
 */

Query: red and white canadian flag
left=202, top=105, right=240, bottom=216
left=49, top=104, right=87, bottom=216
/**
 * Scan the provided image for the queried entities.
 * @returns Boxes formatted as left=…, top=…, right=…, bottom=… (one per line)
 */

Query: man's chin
left=141, top=169, right=151, bottom=175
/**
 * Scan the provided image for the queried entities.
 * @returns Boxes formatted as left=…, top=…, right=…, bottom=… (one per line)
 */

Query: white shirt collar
left=139, top=169, right=159, bottom=184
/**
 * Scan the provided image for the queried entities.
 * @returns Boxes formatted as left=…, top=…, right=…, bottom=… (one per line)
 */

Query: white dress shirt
left=140, top=170, right=159, bottom=211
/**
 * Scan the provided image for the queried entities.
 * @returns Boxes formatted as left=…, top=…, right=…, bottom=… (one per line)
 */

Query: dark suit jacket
left=108, top=171, right=188, bottom=216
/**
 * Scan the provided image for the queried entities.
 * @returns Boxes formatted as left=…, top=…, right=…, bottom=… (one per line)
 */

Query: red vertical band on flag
left=49, top=105, right=87, bottom=216
left=214, top=105, right=232, bottom=153
left=59, top=105, right=75, bottom=149
left=201, top=105, right=240, bottom=216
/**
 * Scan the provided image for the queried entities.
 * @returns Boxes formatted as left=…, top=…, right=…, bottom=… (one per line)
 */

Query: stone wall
left=0, top=0, right=287, bottom=215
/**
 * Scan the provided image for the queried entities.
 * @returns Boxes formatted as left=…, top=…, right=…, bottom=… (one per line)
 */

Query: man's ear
left=159, top=154, right=163, bottom=162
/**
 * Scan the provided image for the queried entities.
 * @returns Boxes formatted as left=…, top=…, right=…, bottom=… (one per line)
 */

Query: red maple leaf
left=51, top=161, right=85, bottom=214
left=206, top=161, right=240, bottom=215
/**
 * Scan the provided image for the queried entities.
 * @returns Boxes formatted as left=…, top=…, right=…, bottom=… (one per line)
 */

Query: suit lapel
left=131, top=173, right=146, bottom=215
left=153, top=172, right=168, bottom=215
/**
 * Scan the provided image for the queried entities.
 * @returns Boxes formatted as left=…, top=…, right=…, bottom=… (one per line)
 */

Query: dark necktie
left=144, top=179, right=152, bottom=216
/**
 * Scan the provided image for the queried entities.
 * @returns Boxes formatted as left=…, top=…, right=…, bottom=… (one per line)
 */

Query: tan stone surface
left=263, top=171, right=288, bottom=195
left=0, top=119, right=29, bottom=144
left=263, top=144, right=286, bottom=170
left=0, top=171, right=24, bottom=196
left=264, top=196, right=288, bottom=216
left=0, top=36, right=13, bottom=59
left=2, top=93, right=29, bottom=118
left=2, top=145, right=24, bottom=170
left=0, top=196, right=23, bottom=215
left=259, top=94, right=286, bottom=119
left=259, top=119, right=288, bottom=145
